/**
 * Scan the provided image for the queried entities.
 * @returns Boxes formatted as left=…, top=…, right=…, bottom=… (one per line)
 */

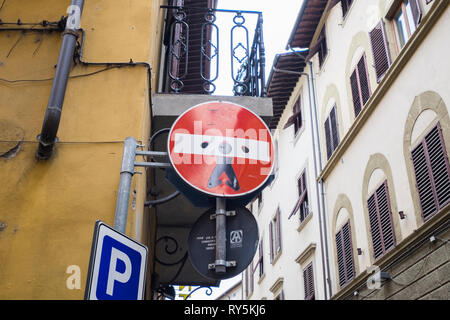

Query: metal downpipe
left=36, top=0, right=85, bottom=160
left=272, top=62, right=331, bottom=299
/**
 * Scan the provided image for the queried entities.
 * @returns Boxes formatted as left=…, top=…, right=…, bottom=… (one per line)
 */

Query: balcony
left=150, top=2, right=273, bottom=295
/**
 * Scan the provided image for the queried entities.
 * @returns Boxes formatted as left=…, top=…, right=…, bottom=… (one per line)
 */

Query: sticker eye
left=242, top=145, right=250, bottom=153
left=201, top=141, right=209, bottom=149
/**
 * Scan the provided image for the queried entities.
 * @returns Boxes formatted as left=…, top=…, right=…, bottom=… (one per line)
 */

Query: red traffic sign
left=168, top=101, right=274, bottom=197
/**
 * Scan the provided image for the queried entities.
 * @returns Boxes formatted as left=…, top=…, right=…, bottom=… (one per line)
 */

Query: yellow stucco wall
left=0, top=0, right=165, bottom=299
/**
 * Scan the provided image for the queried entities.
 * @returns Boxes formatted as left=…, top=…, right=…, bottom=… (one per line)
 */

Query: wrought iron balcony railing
left=160, top=5, right=266, bottom=97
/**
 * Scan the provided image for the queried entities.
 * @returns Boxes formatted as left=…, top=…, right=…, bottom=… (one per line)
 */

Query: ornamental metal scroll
left=168, top=8, right=189, bottom=93
left=230, top=12, right=250, bottom=96
left=200, top=9, right=219, bottom=94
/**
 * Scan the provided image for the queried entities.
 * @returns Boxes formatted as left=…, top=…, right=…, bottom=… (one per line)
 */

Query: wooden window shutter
left=303, top=263, right=315, bottom=300
left=298, top=171, right=308, bottom=222
left=369, top=20, right=391, bottom=82
left=341, top=0, right=353, bottom=17
left=367, top=181, right=396, bottom=260
left=330, top=106, right=340, bottom=152
left=318, top=27, right=328, bottom=67
left=244, top=269, right=248, bottom=297
left=283, top=98, right=301, bottom=130
left=410, top=0, right=422, bottom=28
left=325, top=117, right=333, bottom=159
left=325, top=105, right=340, bottom=159
left=350, top=54, right=371, bottom=117
left=249, top=261, right=254, bottom=293
left=269, top=221, right=274, bottom=262
left=336, top=220, right=355, bottom=288
left=276, top=209, right=282, bottom=253
left=258, top=238, right=264, bottom=277
left=411, top=123, right=450, bottom=220
left=350, top=70, right=362, bottom=117
left=357, top=55, right=371, bottom=105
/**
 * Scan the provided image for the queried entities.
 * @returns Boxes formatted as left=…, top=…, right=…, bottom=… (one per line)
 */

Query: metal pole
left=309, top=61, right=332, bottom=298
left=113, top=137, right=137, bottom=233
left=215, top=197, right=227, bottom=273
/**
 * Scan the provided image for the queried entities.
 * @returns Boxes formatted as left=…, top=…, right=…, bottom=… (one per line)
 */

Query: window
left=324, top=105, right=340, bottom=159
left=269, top=208, right=282, bottom=262
left=288, top=170, right=309, bottom=221
left=303, top=263, right=315, bottom=300
left=369, top=20, right=391, bottom=82
left=335, top=220, right=355, bottom=288
left=274, top=290, right=285, bottom=300
left=298, top=171, right=309, bottom=222
left=367, top=180, right=396, bottom=260
left=283, top=96, right=302, bottom=135
left=318, top=27, right=328, bottom=67
left=257, top=192, right=263, bottom=211
left=306, top=26, right=328, bottom=67
left=350, top=53, right=371, bottom=117
left=411, top=123, right=450, bottom=221
left=341, top=0, right=354, bottom=17
left=244, top=262, right=254, bottom=298
left=392, top=0, right=422, bottom=49
left=257, top=238, right=264, bottom=279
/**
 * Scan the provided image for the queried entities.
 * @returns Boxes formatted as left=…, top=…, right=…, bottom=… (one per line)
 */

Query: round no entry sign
left=168, top=101, right=274, bottom=197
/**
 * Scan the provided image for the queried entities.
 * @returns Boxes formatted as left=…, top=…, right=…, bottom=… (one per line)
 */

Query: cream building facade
left=244, top=0, right=449, bottom=300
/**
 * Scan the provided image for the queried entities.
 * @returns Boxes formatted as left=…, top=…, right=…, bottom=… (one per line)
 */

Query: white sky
left=174, top=0, right=304, bottom=300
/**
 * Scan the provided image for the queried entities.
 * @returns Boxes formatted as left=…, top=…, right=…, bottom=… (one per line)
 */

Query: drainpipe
left=272, top=61, right=332, bottom=299
left=308, top=60, right=332, bottom=299
left=36, top=0, right=85, bottom=160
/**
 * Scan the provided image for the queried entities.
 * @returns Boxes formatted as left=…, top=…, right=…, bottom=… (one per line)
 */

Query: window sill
left=297, top=211, right=313, bottom=233
left=271, top=250, right=282, bottom=266
left=292, top=124, right=306, bottom=146
left=258, top=273, right=266, bottom=284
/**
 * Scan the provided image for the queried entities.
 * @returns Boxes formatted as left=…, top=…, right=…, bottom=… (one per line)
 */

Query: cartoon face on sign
left=168, top=101, right=274, bottom=197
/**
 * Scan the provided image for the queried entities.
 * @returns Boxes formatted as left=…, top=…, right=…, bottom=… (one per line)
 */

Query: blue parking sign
left=85, top=221, right=148, bottom=300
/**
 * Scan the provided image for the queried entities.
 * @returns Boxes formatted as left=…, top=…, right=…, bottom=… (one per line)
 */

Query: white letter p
left=107, top=247, right=132, bottom=296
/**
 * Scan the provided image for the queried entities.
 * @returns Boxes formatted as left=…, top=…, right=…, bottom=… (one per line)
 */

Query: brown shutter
left=369, top=20, right=391, bottom=82
left=376, top=181, right=396, bottom=253
left=336, top=220, right=355, bottom=288
left=258, top=239, right=264, bottom=277
left=411, top=123, right=450, bottom=220
left=341, top=0, right=350, bottom=17
left=269, top=221, right=274, bottom=262
left=350, top=70, right=362, bottom=117
left=276, top=209, right=282, bottom=253
left=303, top=263, right=315, bottom=300
left=410, top=0, right=422, bottom=28
left=305, top=35, right=325, bottom=61
left=330, top=106, right=340, bottom=151
left=357, top=54, right=371, bottom=105
left=335, top=227, right=346, bottom=287
left=325, top=106, right=340, bottom=159
left=329, top=0, right=341, bottom=10
left=367, top=181, right=396, bottom=260
left=325, top=117, right=333, bottom=159
left=343, top=222, right=355, bottom=283
left=284, top=98, right=301, bottom=130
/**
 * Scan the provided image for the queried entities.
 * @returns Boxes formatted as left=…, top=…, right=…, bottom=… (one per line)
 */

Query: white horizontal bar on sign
left=173, top=133, right=270, bottom=162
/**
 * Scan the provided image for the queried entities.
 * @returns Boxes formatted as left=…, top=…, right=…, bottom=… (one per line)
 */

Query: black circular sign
left=188, top=205, right=259, bottom=280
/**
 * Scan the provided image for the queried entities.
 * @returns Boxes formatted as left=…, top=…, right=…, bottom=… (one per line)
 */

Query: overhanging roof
left=267, top=53, right=306, bottom=129
left=267, top=0, right=327, bottom=129
left=287, top=0, right=329, bottom=49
